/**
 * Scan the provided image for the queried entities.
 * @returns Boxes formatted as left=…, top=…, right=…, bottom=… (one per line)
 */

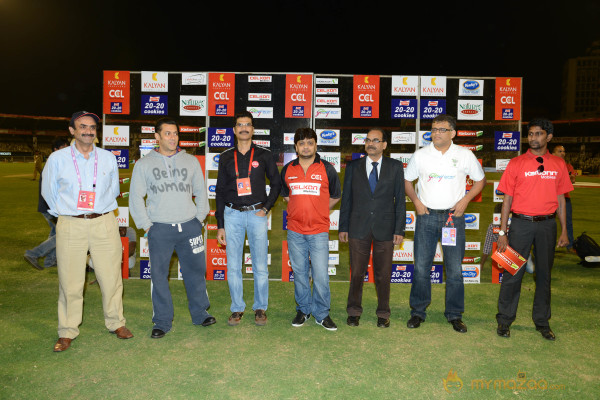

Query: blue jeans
left=287, top=230, right=331, bottom=321
left=224, top=206, right=269, bottom=312
left=26, top=212, right=57, bottom=267
left=409, top=210, right=466, bottom=321
left=148, top=219, right=211, bottom=332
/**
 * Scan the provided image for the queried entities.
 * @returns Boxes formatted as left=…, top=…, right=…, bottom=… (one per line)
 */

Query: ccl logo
left=212, top=257, right=226, bottom=266
left=501, top=96, right=516, bottom=104
left=359, top=94, right=374, bottom=102
left=109, top=90, right=125, bottom=98
left=214, top=92, right=230, bottom=100
left=291, top=93, right=306, bottom=101
left=310, top=174, right=322, bottom=181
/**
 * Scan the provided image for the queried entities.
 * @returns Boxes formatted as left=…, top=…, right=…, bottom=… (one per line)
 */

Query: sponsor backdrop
left=102, top=72, right=522, bottom=284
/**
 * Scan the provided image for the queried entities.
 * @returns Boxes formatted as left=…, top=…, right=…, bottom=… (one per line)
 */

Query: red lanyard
left=234, top=147, right=254, bottom=179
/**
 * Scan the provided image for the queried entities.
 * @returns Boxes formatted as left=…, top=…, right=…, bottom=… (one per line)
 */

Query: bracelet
left=261, top=207, right=268, bottom=213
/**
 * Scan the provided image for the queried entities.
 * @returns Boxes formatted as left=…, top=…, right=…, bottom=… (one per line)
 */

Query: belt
left=427, top=208, right=452, bottom=214
left=512, top=213, right=556, bottom=222
left=73, top=212, right=109, bottom=219
left=226, top=203, right=264, bottom=212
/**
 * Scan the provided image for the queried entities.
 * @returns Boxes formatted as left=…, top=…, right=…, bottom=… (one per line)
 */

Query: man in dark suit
left=339, top=128, right=406, bottom=328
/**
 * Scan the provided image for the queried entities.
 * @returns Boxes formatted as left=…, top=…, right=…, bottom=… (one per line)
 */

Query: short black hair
left=294, top=127, right=317, bottom=145
left=528, top=118, right=554, bottom=135
left=52, top=138, right=68, bottom=151
left=432, top=114, right=457, bottom=130
left=155, top=118, right=180, bottom=135
left=234, top=111, right=254, bottom=127
left=367, top=127, right=388, bottom=143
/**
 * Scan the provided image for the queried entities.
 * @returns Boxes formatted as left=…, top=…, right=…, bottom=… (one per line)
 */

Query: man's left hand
left=451, top=198, right=469, bottom=217
left=393, top=235, right=404, bottom=246
left=557, top=233, right=570, bottom=247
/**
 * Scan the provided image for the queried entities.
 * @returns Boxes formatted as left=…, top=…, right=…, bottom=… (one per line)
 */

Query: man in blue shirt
left=42, top=111, right=133, bottom=352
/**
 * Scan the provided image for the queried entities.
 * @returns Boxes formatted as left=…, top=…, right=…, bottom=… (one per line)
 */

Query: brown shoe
left=228, top=312, right=244, bottom=326
left=255, top=309, right=267, bottom=326
left=110, top=326, right=134, bottom=339
left=53, top=337, right=72, bottom=352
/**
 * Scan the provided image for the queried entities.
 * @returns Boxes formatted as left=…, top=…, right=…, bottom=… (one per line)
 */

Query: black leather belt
left=512, top=213, right=556, bottom=222
left=427, top=208, right=452, bottom=214
left=226, top=203, right=264, bottom=212
left=73, top=212, right=109, bottom=219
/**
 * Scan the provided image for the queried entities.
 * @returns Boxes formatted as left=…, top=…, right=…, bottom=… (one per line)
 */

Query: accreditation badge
left=236, top=177, right=252, bottom=196
left=441, top=227, right=457, bottom=246
left=77, top=190, right=96, bottom=211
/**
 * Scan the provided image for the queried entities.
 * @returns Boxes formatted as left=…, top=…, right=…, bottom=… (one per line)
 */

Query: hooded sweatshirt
left=129, top=149, right=209, bottom=231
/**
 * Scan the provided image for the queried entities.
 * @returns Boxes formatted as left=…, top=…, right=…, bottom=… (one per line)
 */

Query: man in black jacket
left=339, top=128, right=406, bottom=328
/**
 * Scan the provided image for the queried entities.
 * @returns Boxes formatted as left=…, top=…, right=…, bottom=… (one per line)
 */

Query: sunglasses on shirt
left=536, top=156, right=544, bottom=173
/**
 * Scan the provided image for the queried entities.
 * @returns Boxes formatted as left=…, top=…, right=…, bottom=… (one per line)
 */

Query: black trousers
left=347, top=232, right=394, bottom=319
left=496, top=217, right=556, bottom=327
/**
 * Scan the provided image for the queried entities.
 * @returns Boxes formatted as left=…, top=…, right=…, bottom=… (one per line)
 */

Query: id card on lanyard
left=72, top=146, right=98, bottom=211
left=235, top=148, right=254, bottom=197
left=441, top=212, right=457, bottom=246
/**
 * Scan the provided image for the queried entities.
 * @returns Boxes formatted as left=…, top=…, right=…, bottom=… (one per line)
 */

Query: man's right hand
left=415, top=202, right=429, bottom=216
left=497, top=235, right=509, bottom=253
left=339, top=232, right=349, bottom=243
left=217, top=228, right=227, bottom=246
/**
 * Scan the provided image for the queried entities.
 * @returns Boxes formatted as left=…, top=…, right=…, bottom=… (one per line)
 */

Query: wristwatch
left=498, top=230, right=506, bottom=236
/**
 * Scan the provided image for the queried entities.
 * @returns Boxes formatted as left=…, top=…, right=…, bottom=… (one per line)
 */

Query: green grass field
left=1, top=162, right=599, bottom=399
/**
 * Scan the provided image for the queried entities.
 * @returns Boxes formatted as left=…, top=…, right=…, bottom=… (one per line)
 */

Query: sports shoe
left=24, top=253, right=43, bottom=270
left=228, top=312, right=244, bottom=326
left=292, top=311, right=311, bottom=327
left=255, top=309, right=267, bottom=326
left=316, top=315, right=337, bottom=331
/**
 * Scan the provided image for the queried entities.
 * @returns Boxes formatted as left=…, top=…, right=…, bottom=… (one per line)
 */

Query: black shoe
left=497, top=324, right=511, bottom=338
left=346, top=315, right=360, bottom=327
left=316, top=315, right=337, bottom=331
left=201, top=316, right=216, bottom=327
left=151, top=328, right=166, bottom=339
left=407, top=315, right=424, bottom=329
left=291, top=311, right=311, bottom=327
left=536, top=325, right=556, bottom=341
left=449, top=319, right=467, bottom=333
left=377, top=317, right=390, bottom=328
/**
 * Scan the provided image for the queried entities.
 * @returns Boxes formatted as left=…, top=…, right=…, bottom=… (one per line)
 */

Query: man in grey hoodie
left=129, top=117, right=214, bottom=339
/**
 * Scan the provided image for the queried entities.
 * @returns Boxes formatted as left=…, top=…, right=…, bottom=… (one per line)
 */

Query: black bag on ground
left=573, top=232, right=600, bottom=268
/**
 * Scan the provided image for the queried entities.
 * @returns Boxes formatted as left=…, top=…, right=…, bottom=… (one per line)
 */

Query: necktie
left=369, top=161, right=378, bottom=193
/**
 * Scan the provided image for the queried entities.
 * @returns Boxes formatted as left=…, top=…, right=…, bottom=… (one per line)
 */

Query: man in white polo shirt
left=404, top=114, right=485, bottom=333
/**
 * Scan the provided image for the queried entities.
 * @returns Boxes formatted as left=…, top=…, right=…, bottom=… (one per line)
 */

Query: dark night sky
left=1, top=0, right=599, bottom=120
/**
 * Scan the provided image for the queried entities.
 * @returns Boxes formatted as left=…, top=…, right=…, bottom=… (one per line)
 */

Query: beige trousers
left=55, top=213, right=126, bottom=338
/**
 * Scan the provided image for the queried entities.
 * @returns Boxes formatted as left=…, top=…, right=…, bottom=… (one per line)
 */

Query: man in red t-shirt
left=552, top=145, right=576, bottom=252
left=495, top=118, right=573, bottom=341
left=281, top=128, right=341, bottom=331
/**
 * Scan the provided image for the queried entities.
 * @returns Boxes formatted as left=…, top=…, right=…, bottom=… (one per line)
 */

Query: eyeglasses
left=431, top=128, right=453, bottom=133
left=236, top=122, right=252, bottom=128
left=536, top=156, right=544, bottom=172
left=365, top=138, right=384, bottom=144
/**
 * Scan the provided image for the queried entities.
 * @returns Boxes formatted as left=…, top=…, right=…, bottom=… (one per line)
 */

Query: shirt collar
left=526, top=149, right=549, bottom=159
